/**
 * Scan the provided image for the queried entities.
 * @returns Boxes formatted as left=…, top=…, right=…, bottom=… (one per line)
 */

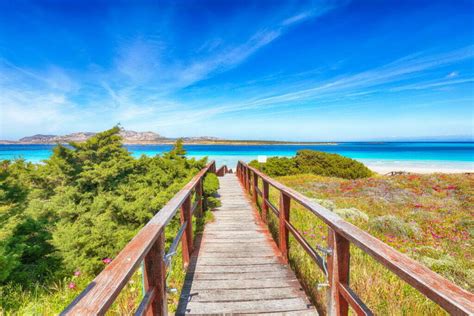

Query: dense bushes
left=203, top=173, right=221, bottom=209
left=249, top=150, right=372, bottom=179
left=0, top=127, right=212, bottom=307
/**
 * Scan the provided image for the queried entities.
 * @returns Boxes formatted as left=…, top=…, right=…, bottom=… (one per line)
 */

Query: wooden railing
left=62, top=161, right=218, bottom=315
left=237, top=161, right=474, bottom=316
left=216, top=165, right=229, bottom=176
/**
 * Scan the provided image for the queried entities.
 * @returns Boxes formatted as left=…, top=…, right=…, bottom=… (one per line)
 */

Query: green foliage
left=333, top=207, right=369, bottom=222
left=203, top=173, right=221, bottom=210
left=250, top=150, right=372, bottom=179
left=170, top=138, right=186, bottom=156
left=203, top=173, right=219, bottom=196
left=249, top=156, right=296, bottom=176
left=369, top=215, right=421, bottom=239
left=0, top=127, right=209, bottom=312
left=1, top=218, right=60, bottom=285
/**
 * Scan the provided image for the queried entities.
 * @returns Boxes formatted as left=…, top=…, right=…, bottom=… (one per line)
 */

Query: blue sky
left=0, top=0, right=473, bottom=141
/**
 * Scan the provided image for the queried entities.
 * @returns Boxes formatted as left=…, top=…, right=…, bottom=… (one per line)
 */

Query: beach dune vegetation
left=250, top=149, right=372, bottom=179
left=261, top=172, right=473, bottom=314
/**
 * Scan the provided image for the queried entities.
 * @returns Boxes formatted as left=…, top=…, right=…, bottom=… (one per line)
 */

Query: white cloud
left=446, top=71, right=459, bottom=78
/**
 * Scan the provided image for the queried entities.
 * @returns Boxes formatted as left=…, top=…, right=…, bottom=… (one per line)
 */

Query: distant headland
left=0, top=129, right=337, bottom=145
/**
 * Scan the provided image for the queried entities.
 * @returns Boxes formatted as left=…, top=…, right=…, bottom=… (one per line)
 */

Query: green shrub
left=249, top=157, right=296, bottom=176
left=369, top=215, right=420, bottom=238
left=334, top=207, right=369, bottom=222
left=203, top=173, right=219, bottom=196
left=203, top=173, right=220, bottom=210
left=0, top=127, right=208, bottom=292
left=295, top=150, right=372, bottom=179
left=311, top=198, right=336, bottom=210
left=250, top=150, right=372, bottom=179
left=206, top=197, right=221, bottom=210
left=420, top=255, right=471, bottom=283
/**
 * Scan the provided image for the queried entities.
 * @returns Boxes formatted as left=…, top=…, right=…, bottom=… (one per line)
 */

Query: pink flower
left=68, top=282, right=76, bottom=290
left=102, top=257, right=112, bottom=264
left=74, top=270, right=81, bottom=277
left=432, top=186, right=441, bottom=192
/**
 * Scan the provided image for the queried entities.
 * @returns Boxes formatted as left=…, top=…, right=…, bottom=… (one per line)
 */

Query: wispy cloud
left=109, top=2, right=337, bottom=95
left=2, top=44, right=473, bottom=138
left=1, top=0, right=473, bottom=140
left=446, top=71, right=459, bottom=78
left=208, top=45, right=474, bottom=112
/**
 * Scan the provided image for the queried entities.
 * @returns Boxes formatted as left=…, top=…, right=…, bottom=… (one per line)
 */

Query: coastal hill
left=2, top=130, right=215, bottom=145
left=1, top=129, right=334, bottom=145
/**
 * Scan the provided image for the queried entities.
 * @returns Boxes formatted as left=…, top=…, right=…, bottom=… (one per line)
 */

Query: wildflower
left=414, top=204, right=423, bottom=208
left=432, top=186, right=441, bottom=192
left=68, top=282, right=76, bottom=290
left=102, top=257, right=112, bottom=264
left=74, top=270, right=81, bottom=277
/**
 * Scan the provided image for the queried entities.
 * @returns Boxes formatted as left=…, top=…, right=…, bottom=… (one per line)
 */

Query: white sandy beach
left=360, top=160, right=474, bottom=174
left=194, top=156, right=474, bottom=174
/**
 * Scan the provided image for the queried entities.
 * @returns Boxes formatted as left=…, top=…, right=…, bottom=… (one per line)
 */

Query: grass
left=255, top=173, right=473, bottom=315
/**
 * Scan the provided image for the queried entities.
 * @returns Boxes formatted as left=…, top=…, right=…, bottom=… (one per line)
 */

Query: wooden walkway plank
left=180, top=287, right=307, bottom=302
left=177, top=174, right=316, bottom=315
left=177, top=298, right=313, bottom=314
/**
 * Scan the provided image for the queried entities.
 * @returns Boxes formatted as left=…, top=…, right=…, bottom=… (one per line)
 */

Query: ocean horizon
left=1, top=142, right=473, bottom=173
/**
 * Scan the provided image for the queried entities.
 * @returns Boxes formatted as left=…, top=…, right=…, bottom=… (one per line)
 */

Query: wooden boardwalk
left=64, top=162, right=474, bottom=315
left=177, top=174, right=316, bottom=315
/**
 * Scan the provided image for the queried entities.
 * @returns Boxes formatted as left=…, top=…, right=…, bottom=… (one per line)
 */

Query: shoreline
left=0, top=141, right=339, bottom=146
left=370, top=166, right=473, bottom=174
left=360, top=160, right=473, bottom=174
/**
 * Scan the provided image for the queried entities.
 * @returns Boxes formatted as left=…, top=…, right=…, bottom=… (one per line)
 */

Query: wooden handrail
left=62, top=161, right=218, bottom=315
left=237, top=161, right=474, bottom=316
left=216, top=165, right=229, bottom=176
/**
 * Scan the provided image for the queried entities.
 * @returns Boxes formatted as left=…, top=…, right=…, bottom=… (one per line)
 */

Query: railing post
left=196, top=179, right=203, bottom=217
left=252, top=173, right=258, bottom=205
left=327, top=228, right=350, bottom=316
left=279, top=192, right=290, bottom=263
left=180, top=195, right=193, bottom=267
left=143, top=231, right=167, bottom=316
left=246, top=167, right=251, bottom=192
left=244, top=167, right=248, bottom=190
left=262, top=180, right=269, bottom=223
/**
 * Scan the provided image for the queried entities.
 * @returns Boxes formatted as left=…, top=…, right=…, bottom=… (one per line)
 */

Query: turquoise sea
left=1, top=142, right=473, bottom=172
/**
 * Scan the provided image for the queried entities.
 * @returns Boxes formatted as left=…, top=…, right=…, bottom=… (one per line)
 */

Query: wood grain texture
left=327, top=228, right=350, bottom=316
left=180, top=196, right=193, bottom=267
left=143, top=233, right=166, bottom=316
left=177, top=174, right=316, bottom=315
